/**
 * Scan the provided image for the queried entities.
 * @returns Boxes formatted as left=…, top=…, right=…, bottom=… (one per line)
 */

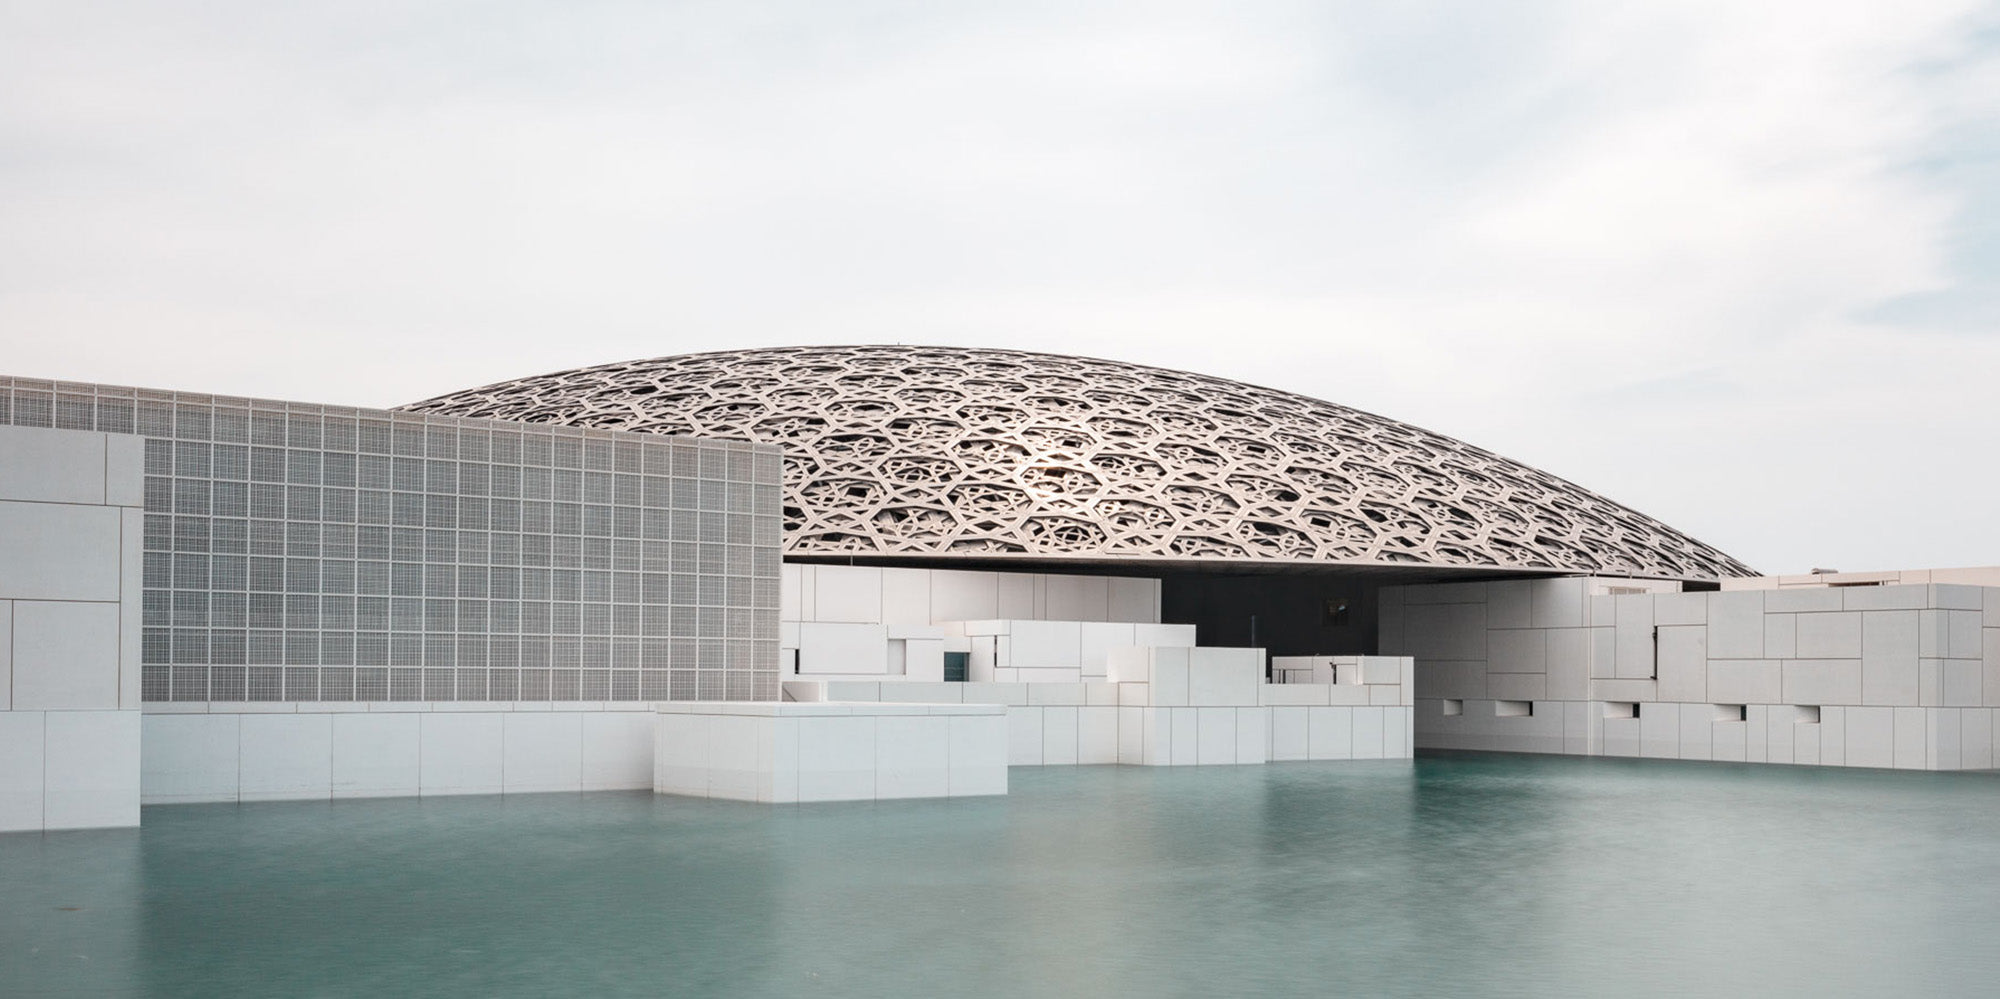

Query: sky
left=3, top=0, right=1996, bottom=575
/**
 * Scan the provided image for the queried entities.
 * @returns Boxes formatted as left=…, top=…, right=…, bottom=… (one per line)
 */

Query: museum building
left=1, top=346, right=1994, bottom=830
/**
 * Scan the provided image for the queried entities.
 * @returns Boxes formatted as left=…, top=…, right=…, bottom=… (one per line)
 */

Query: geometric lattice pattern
left=0, top=376, right=784, bottom=703
left=403, top=345, right=1754, bottom=580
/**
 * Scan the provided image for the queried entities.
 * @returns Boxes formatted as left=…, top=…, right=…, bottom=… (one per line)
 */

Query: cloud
left=1, top=0, right=1995, bottom=573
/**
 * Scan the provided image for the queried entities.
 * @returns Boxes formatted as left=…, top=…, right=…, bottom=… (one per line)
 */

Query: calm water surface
left=5, top=753, right=1999, bottom=997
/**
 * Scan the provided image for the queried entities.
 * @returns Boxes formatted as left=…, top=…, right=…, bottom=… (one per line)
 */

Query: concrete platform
left=654, top=701, right=1008, bottom=804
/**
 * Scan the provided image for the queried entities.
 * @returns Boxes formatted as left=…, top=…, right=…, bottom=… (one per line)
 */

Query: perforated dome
left=403, top=345, right=1752, bottom=579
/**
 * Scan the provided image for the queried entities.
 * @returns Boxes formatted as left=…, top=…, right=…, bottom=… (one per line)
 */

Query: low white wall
left=1419, top=697, right=1999, bottom=770
left=655, top=701, right=1008, bottom=803
left=140, top=703, right=657, bottom=804
left=1389, top=576, right=2000, bottom=771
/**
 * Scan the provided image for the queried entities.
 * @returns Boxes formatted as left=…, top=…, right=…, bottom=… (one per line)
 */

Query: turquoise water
left=5, top=754, right=2000, bottom=997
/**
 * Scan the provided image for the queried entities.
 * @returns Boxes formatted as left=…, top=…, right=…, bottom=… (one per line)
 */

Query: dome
left=401, top=345, right=1753, bottom=580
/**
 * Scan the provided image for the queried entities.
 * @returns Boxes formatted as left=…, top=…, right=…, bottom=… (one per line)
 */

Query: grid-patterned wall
left=0, top=377, right=784, bottom=702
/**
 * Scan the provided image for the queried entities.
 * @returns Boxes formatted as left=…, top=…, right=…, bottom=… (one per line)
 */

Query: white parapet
left=655, top=701, right=1009, bottom=803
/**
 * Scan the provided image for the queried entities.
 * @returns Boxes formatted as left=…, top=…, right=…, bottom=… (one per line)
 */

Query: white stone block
left=240, top=714, right=334, bottom=801
left=0, top=425, right=105, bottom=504
left=1546, top=629, right=1589, bottom=700
left=879, top=567, right=933, bottom=627
left=1044, top=574, right=1110, bottom=622
left=1707, top=660, right=1780, bottom=704
left=1614, top=595, right=1655, bottom=679
left=1767, top=588, right=1842, bottom=613
left=1744, top=706, right=1768, bottom=762
left=43, top=710, right=139, bottom=829
left=1589, top=626, right=1617, bottom=680
left=798, top=715, right=878, bottom=801
left=1006, top=706, right=1043, bottom=765
left=1962, top=708, right=1994, bottom=770
left=1078, top=706, right=1118, bottom=764
left=1133, top=623, right=1196, bottom=648
left=333, top=713, right=421, bottom=798
left=501, top=712, right=583, bottom=794
left=105, top=433, right=143, bottom=508
left=1942, top=660, right=1982, bottom=707
left=1488, top=581, right=1532, bottom=629
left=11, top=600, right=120, bottom=710
left=653, top=712, right=711, bottom=797
left=949, top=713, right=1008, bottom=796
left=1195, top=707, right=1237, bottom=764
left=1797, top=612, right=1863, bottom=659
left=1844, top=707, right=1895, bottom=768
left=1678, top=704, right=1713, bottom=760
left=1564, top=701, right=1590, bottom=755
left=1639, top=701, right=1680, bottom=758
left=1842, top=584, right=1927, bottom=611
left=1078, top=622, right=1137, bottom=673
left=1764, top=614, right=1798, bottom=659
left=1949, top=611, right=1983, bottom=660
left=1603, top=716, right=1641, bottom=758
left=876, top=715, right=951, bottom=798
left=810, top=565, right=883, bottom=624
left=0, top=502, right=123, bottom=603
left=1710, top=720, right=1747, bottom=762
left=931, top=569, right=1000, bottom=624
left=118, top=509, right=141, bottom=709
left=1861, top=612, right=1919, bottom=706
left=581, top=712, right=657, bottom=790
left=780, top=562, right=803, bottom=621
left=1166, top=708, right=1195, bottom=765
left=1707, top=591, right=1764, bottom=659
left=1783, top=660, right=1861, bottom=706
left=996, top=573, right=1035, bottom=619
left=419, top=713, right=505, bottom=796
left=1488, top=629, right=1546, bottom=674
left=1226, top=707, right=1263, bottom=764
left=1107, top=576, right=1158, bottom=623
left=1930, top=708, right=1962, bottom=770
left=0, top=712, right=44, bottom=831
left=1382, top=706, right=1406, bottom=759
left=1270, top=706, right=1307, bottom=761
left=1026, top=682, right=1087, bottom=706
left=1529, top=578, right=1586, bottom=628
left=1189, top=649, right=1260, bottom=707
left=1893, top=707, right=1927, bottom=770
left=1040, top=706, right=1079, bottom=765
left=1352, top=706, right=1385, bottom=760
left=1307, top=706, right=1354, bottom=759
left=797, top=622, right=889, bottom=675
left=1656, top=625, right=1707, bottom=702
left=1820, top=706, right=1845, bottom=766
left=1009, top=620, right=1083, bottom=669
left=1655, top=591, right=1707, bottom=626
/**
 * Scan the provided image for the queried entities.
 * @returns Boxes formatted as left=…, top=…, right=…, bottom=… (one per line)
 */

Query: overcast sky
left=4, top=1, right=1996, bottom=575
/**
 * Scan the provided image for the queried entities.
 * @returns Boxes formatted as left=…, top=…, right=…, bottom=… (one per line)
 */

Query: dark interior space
left=1160, top=573, right=1386, bottom=659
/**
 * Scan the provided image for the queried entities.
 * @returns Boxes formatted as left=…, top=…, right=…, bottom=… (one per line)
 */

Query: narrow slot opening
left=1795, top=705, right=1821, bottom=724
left=1441, top=699, right=1463, bottom=717
left=1495, top=700, right=1533, bottom=718
left=1713, top=704, right=1747, bottom=722
left=1603, top=702, right=1638, bottom=720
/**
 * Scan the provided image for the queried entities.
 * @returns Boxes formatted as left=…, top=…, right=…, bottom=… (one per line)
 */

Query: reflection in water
left=3, top=754, right=1999, bottom=997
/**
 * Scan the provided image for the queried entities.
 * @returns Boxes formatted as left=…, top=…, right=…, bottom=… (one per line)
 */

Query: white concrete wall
left=782, top=647, right=1416, bottom=768
left=140, top=702, right=659, bottom=803
left=1390, top=575, right=2000, bottom=771
left=655, top=701, right=1007, bottom=803
left=0, top=425, right=145, bottom=831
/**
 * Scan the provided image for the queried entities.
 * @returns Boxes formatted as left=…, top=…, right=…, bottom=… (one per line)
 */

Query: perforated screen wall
left=0, top=377, right=784, bottom=702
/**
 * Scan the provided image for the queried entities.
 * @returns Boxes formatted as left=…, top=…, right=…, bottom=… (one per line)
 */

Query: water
left=5, top=753, right=2000, bottom=998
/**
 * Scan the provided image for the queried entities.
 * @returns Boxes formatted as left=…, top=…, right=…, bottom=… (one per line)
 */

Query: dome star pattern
left=402, top=346, right=1752, bottom=579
